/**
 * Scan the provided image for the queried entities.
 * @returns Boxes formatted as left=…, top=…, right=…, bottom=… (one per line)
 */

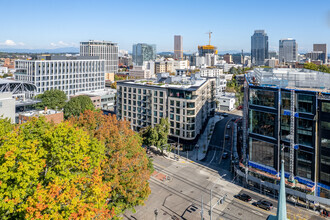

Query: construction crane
left=206, top=31, right=213, bottom=45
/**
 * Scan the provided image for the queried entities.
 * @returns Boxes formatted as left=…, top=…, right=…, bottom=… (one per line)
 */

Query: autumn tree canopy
left=0, top=110, right=152, bottom=219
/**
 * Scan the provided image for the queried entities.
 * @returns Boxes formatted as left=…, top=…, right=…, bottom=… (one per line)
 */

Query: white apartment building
left=117, top=72, right=216, bottom=142
left=15, top=55, right=105, bottom=96
left=173, top=60, right=189, bottom=71
left=80, top=40, right=118, bottom=74
left=199, top=67, right=226, bottom=95
left=0, top=93, right=15, bottom=123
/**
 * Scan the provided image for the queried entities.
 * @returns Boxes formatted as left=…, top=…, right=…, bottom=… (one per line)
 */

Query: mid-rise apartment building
left=116, top=72, right=216, bottom=142
left=242, top=68, right=330, bottom=199
left=80, top=40, right=118, bottom=74
left=15, top=55, right=105, bottom=96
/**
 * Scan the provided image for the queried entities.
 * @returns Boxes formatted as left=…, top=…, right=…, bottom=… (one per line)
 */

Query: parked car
left=237, top=193, right=252, bottom=202
left=256, top=200, right=273, bottom=210
left=222, top=113, right=229, bottom=117
left=237, top=105, right=243, bottom=110
left=222, top=152, right=228, bottom=159
left=231, top=117, right=236, bottom=122
left=225, top=134, right=230, bottom=139
left=227, top=125, right=231, bottom=129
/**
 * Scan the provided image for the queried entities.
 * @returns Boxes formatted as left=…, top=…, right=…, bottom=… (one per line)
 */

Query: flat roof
left=246, top=68, right=330, bottom=93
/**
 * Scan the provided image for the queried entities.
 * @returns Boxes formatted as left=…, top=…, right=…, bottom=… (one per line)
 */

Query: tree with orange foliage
left=69, top=110, right=153, bottom=216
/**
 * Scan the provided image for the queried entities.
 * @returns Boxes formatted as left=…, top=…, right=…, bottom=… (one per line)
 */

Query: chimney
left=44, top=106, right=48, bottom=114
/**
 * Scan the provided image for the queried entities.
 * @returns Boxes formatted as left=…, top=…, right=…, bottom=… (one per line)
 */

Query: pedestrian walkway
left=197, top=115, right=222, bottom=160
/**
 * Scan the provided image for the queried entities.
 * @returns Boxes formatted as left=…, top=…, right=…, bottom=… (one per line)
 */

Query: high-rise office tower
left=313, top=44, right=327, bottom=64
left=279, top=39, right=298, bottom=63
left=174, top=35, right=183, bottom=60
left=132, top=43, right=156, bottom=66
left=80, top=40, right=118, bottom=73
left=251, top=30, right=269, bottom=66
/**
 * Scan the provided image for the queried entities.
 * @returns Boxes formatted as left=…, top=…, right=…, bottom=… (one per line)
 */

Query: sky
left=1, top=0, right=330, bottom=53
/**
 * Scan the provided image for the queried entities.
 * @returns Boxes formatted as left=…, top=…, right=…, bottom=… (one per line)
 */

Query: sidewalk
left=197, top=115, right=222, bottom=160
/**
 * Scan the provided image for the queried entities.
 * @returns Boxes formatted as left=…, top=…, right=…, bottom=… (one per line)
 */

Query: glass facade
left=319, top=101, right=330, bottom=186
left=249, top=89, right=275, bottom=107
left=250, top=138, right=274, bottom=168
left=297, top=118, right=313, bottom=147
left=132, top=43, right=156, bottom=66
left=251, top=109, right=275, bottom=137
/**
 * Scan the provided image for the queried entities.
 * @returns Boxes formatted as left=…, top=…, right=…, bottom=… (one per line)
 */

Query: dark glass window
left=249, top=89, right=275, bottom=107
left=322, top=102, right=330, bottom=113
left=281, top=115, right=290, bottom=141
left=250, top=138, right=274, bottom=168
left=251, top=110, right=275, bottom=137
left=297, top=118, right=313, bottom=146
left=187, top=102, right=195, bottom=108
left=281, top=92, right=291, bottom=110
left=297, top=94, right=313, bottom=113
left=320, top=138, right=330, bottom=185
left=297, top=151, right=313, bottom=179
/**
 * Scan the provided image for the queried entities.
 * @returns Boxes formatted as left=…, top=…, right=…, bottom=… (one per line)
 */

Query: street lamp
left=210, top=174, right=226, bottom=220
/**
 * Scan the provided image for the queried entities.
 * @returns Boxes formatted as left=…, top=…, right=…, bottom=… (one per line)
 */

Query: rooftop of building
left=75, top=88, right=117, bottom=97
left=80, top=40, right=117, bottom=45
left=17, top=55, right=102, bottom=61
left=19, top=108, right=62, bottom=117
left=246, top=68, right=330, bottom=93
left=118, top=72, right=208, bottom=91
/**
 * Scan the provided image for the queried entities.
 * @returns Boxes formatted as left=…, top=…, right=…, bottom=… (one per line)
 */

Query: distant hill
left=158, top=52, right=174, bottom=56
left=0, top=47, right=79, bottom=54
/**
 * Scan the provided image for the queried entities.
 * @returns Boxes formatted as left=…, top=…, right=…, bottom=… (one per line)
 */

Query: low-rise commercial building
left=18, top=107, right=63, bottom=124
left=74, top=88, right=116, bottom=111
left=117, top=72, right=216, bottom=143
left=217, top=92, right=236, bottom=111
left=0, top=93, right=15, bottom=123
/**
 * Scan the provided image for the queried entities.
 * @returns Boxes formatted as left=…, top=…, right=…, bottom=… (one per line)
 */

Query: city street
left=123, top=112, right=323, bottom=220
left=123, top=154, right=321, bottom=220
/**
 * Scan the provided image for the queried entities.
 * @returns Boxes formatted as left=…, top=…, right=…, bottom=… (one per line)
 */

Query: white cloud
left=50, top=41, right=77, bottom=48
left=0, top=40, right=16, bottom=46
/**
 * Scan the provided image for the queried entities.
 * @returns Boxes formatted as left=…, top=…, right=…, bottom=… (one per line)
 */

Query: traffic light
left=208, top=210, right=211, bottom=216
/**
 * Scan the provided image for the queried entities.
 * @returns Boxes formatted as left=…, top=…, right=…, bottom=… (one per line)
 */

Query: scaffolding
left=289, top=90, right=295, bottom=181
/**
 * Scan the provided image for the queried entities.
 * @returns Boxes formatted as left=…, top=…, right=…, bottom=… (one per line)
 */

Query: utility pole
left=201, top=195, right=204, bottom=220
left=209, top=174, right=226, bottom=220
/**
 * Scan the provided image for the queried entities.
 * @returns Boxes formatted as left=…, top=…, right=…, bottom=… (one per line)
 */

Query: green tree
left=110, top=81, right=117, bottom=89
left=35, top=89, right=67, bottom=110
left=154, top=118, right=170, bottom=153
left=63, top=95, right=95, bottom=119
left=0, top=117, right=109, bottom=219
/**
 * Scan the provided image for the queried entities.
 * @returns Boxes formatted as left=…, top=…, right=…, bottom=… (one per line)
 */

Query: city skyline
left=1, top=0, right=330, bottom=53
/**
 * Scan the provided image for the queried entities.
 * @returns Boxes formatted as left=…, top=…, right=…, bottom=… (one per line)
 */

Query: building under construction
left=242, top=68, right=330, bottom=200
left=198, top=45, right=218, bottom=56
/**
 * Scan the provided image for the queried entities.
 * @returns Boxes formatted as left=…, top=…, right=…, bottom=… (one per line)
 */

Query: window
left=297, top=94, right=313, bottom=114
left=320, top=138, right=330, bottom=185
left=170, top=100, right=174, bottom=106
left=322, top=102, right=330, bottom=113
left=187, top=110, right=194, bottom=116
left=176, top=101, right=180, bottom=107
left=170, top=114, right=174, bottom=120
left=154, top=111, right=157, bottom=116
left=281, top=92, right=290, bottom=110
left=187, top=102, right=195, bottom=108
left=281, top=115, right=290, bottom=141
left=160, top=91, right=163, bottom=97
left=250, top=89, right=275, bottom=108
left=251, top=110, right=275, bottom=137
left=154, top=91, right=158, bottom=96
left=297, top=118, right=313, bottom=146
left=297, top=151, right=313, bottom=179
left=160, top=98, right=163, bottom=104
left=250, top=138, right=274, bottom=168
left=176, top=108, right=180, bottom=114
left=176, top=115, right=180, bottom=121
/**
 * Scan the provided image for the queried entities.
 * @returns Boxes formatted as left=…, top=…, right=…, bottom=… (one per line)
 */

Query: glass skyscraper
left=132, top=43, right=156, bottom=66
left=251, top=30, right=269, bottom=66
